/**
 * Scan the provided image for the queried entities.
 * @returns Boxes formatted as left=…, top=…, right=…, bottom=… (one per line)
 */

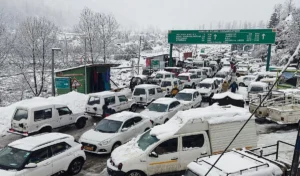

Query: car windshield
left=216, top=74, right=226, bottom=78
left=87, top=96, right=100, bottom=105
left=0, top=146, right=31, bottom=170
left=133, top=88, right=146, bottom=96
left=199, top=83, right=211, bottom=89
left=155, top=74, right=163, bottom=79
left=94, top=119, right=123, bottom=133
left=175, top=93, right=193, bottom=101
left=185, top=169, right=198, bottom=176
left=137, top=131, right=159, bottom=151
left=13, top=109, right=28, bottom=121
left=147, top=103, right=168, bottom=112
left=161, top=81, right=172, bottom=87
left=250, top=86, right=264, bottom=92
left=178, top=76, right=189, bottom=80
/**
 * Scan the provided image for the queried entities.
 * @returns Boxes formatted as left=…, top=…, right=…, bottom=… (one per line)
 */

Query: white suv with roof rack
left=0, top=133, right=86, bottom=176
left=178, top=73, right=202, bottom=89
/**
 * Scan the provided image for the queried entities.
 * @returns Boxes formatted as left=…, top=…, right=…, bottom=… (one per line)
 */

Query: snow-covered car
left=215, top=71, right=230, bottom=82
left=178, top=73, right=202, bottom=89
left=107, top=105, right=257, bottom=176
left=160, top=78, right=183, bottom=93
left=9, top=102, right=88, bottom=136
left=236, top=75, right=256, bottom=87
left=79, top=111, right=152, bottom=154
left=151, top=71, right=176, bottom=84
left=212, top=77, right=223, bottom=93
left=140, top=98, right=184, bottom=125
left=85, top=91, right=138, bottom=118
left=236, top=64, right=249, bottom=76
left=246, top=82, right=269, bottom=103
left=202, top=67, right=213, bottom=77
left=0, top=133, right=86, bottom=176
left=175, top=89, right=202, bottom=110
left=197, top=79, right=219, bottom=101
left=188, top=69, right=207, bottom=81
left=132, top=84, right=165, bottom=106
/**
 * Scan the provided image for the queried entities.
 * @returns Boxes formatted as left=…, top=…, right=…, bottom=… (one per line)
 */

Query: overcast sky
left=42, top=0, right=300, bottom=30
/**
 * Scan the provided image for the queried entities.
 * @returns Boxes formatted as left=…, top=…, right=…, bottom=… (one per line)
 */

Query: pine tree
left=268, top=12, right=280, bottom=28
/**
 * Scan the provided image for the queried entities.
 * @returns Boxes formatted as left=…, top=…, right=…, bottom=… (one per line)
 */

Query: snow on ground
left=0, top=91, right=88, bottom=136
left=237, top=87, right=248, bottom=100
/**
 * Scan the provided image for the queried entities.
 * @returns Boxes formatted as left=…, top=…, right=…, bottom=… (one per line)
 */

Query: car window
left=156, top=88, right=163, bottom=93
left=57, top=107, right=72, bottom=116
left=28, top=147, right=51, bottom=164
left=13, top=109, right=28, bottom=121
left=122, top=119, right=135, bottom=129
left=34, top=109, right=52, bottom=121
left=154, top=138, right=178, bottom=155
left=87, top=96, right=100, bottom=105
left=51, top=142, right=71, bottom=156
left=118, top=95, right=128, bottom=102
left=134, top=88, right=146, bottom=96
left=182, top=134, right=205, bottom=151
left=193, top=92, right=197, bottom=99
left=149, top=88, right=155, bottom=95
left=165, top=74, right=171, bottom=78
left=133, top=117, right=143, bottom=124
left=104, top=96, right=116, bottom=105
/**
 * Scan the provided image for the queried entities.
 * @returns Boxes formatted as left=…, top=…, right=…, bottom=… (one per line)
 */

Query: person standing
left=229, top=81, right=239, bottom=93
left=102, top=100, right=109, bottom=118
left=222, top=81, right=230, bottom=92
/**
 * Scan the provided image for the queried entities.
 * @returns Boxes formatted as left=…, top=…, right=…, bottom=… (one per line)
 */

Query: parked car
left=246, top=82, right=269, bottom=103
left=85, top=91, right=137, bottom=118
left=236, top=64, right=249, bottom=76
left=107, top=105, right=257, bottom=176
left=188, top=69, right=207, bottom=81
left=178, top=73, right=202, bottom=89
left=132, top=84, right=165, bottom=106
left=151, top=71, right=176, bottom=84
left=215, top=71, right=231, bottom=82
left=198, top=79, right=219, bottom=101
left=79, top=111, right=152, bottom=154
left=175, top=89, right=202, bottom=110
left=0, top=133, right=86, bottom=176
left=212, top=77, right=223, bottom=93
left=160, top=78, right=183, bottom=93
left=140, top=98, right=184, bottom=125
left=164, top=67, right=183, bottom=77
left=9, top=102, right=87, bottom=136
left=202, top=67, right=213, bottom=77
left=236, top=75, right=256, bottom=87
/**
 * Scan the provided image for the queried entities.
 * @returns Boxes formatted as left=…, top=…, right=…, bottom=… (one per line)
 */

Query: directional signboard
left=168, top=29, right=276, bottom=44
left=55, top=77, right=70, bottom=89
left=151, top=60, right=160, bottom=69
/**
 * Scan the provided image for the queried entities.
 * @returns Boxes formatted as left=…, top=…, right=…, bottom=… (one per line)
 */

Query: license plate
left=84, top=146, right=94, bottom=151
left=162, top=88, right=166, bottom=91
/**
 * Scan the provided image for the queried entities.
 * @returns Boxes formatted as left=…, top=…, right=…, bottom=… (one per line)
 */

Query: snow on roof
left=249, top=82, right=269, bottom=87
left=9, top=133, right=73, bottom=151
left=200, top=79, right=215, bottom=84
left=179, top=89, right=198, bottom=94
left=89, top=91, right=116, bottom=97
left=164, top=67, right=181, bottom=69
left=213, top=92, right=244, bottom=100
left=134, top=75, right=147, bottom=79
left=220, top=67, right=231, bottom=72
left=178, top=73, right=193, bottom=76
left=150, top=104, right=250, bottom=139
left=135, top=84, right=160, bottom=88
left=188, top=150, right=283, bottom=176
left=153, top=98, right=176, bottom=105
left=156, top=70, right=174, bottom=74
left=106, top=111, right=146, bottom=122
left=15, top=98, right=64, bottom=109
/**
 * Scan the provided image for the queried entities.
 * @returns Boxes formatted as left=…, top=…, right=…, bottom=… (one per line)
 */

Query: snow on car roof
left=150, top=104, right=250, bottom=139
left=179, top=89, right=198, bottom=94
left=153, top=98, right=177, bottom=105
left=9, top=133, right=73, bottom=151
left=89, top=91, right=116, bottom=97
left=200, top=79, right=215, bottom=84
left=188, top=150, right=283, bottom=176
left=249, top=82, right=269, bottom=87
left=134, top=75, right=147, bottom=79
left=178, top=73, right=193, bottom=76
left=135, top=84, right=160, bottom=88
left=213, top=92, right=244, bottom=100
left=156, top=70, right=174, bottom=75
left=15, top=98, right=65, bottom=109
left=106, top=111, right=145, bottom=122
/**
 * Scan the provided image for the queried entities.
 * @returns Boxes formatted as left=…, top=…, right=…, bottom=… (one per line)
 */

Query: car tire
left=75, top=118, right=86, bottom=129
left=127, top=171, right=146, bottom=176
left=112, top=142, right=121, bottom=152
left=39, top=126, right=52, bottom=134
left=67, top=158, right=84, bottom=175
left=239, top=83, right=246, bottom=87
left=130, top=104, right=138, bottom=112
left=164, top=118, right=169, bottom=124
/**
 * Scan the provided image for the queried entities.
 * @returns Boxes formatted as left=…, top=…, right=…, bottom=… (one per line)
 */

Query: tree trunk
left=32, top=46, right=38, bottom=96
left=103, top=41, right=106, bottom=63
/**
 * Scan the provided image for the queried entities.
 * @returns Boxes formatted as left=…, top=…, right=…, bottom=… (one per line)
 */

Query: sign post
left=266, top=44, right=272, bottom=71
left=169, top=44, right=173, bottom=67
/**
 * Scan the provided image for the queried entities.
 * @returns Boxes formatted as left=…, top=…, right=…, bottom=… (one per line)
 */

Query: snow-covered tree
left=268, top=12, right=280, bottom=28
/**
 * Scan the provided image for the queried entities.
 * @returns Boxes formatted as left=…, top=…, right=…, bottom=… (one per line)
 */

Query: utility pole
left=84, top=37, right=87, bottom=94
left=137, top=36, right=142, bottom=75
left=51, top=48, right=61, bottom=96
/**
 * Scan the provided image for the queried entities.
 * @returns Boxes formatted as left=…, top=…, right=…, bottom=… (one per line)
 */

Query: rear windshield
left=88, top=96, right=100, bottom=105
left=199, top=83, right=212, bottom=89
left=13, top=109, right=28, bottom=121
left=155, top=74, right=163, bottom=79
left=250, top=86, right=264, bottom=92
left=216, top=74, right=226, bottom=78
left=161, top=81, right=172, bottom=87
left=134, top=88, right=146, bottom=95
left=178, top=76, right=189, bottom=80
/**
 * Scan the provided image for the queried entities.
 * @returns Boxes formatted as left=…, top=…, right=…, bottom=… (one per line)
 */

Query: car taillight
left=118, top=163, right=123, bottom=170
left=81, top=145, right=84, bottom=150
left=23, top=132, right=29, bottom=136
left=9, top=128, right=14, bottom=132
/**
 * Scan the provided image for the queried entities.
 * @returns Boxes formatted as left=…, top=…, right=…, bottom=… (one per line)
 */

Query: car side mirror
left=149, top=151, right=158, bottom=158
left=25, top=163, right=37, bottom=169
left=122, top=128, right=128, bottom=132
left=69, top=110, right=73, bottom=114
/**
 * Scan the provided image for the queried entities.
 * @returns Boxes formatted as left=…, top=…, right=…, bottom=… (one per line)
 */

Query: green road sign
left=55, top=77, right=70, bottom=89
left=151, top=60, right=160, bottom=69
left=168, top=29, right=276, bottom=44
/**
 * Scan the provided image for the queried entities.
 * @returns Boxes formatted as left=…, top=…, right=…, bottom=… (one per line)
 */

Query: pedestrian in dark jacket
left=102, top=101, right=109, bottom=118
left=230, top=81, right=239, bottom=93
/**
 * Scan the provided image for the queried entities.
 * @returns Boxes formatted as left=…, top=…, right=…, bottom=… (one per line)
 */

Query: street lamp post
left=52, top=48, right=61, bottom=96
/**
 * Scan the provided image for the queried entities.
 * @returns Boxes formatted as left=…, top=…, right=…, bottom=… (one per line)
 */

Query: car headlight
left=99, top=139, right=112, bottom=146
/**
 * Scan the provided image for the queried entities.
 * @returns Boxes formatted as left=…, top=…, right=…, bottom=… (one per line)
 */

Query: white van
left=132, top=84, right=165, bottom=106
left=9, top=101, right=87, bottom=136
left=151, top=71, right=176, bottom=84
left=85, top=91, right=137, bottom=118
left=107, top=105, right=257, bottom=176
left=188, top=69, right=207, bottom=81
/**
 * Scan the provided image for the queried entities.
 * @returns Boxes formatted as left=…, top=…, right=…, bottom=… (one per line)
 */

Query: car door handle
left=171, top=157, right=178, bottom=160
left=43, top=162, right=51, bottom=166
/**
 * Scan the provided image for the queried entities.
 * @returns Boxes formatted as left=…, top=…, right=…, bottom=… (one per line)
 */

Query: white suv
left=0, top=133, right=86, bottom=176
left=178, top=73, right=201, bottom=89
